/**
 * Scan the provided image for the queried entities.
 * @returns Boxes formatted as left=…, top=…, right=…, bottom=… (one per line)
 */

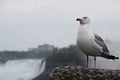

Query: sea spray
left=0, top=59, right=46, bottom=80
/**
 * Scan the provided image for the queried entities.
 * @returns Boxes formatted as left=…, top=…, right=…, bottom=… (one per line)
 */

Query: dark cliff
left=33, top=45, right=86, bottom=80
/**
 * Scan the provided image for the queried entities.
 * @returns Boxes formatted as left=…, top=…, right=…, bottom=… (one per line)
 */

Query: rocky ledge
left=49, top=66, right=120, bottom=80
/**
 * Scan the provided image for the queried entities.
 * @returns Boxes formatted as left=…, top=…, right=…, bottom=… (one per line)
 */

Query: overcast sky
left=0, top=0, right=120, bottom=51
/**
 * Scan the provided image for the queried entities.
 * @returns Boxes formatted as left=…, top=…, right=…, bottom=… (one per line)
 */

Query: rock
left=49, top=66, right=120, bottom=80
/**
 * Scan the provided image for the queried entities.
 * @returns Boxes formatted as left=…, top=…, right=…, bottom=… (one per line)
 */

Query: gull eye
left=84, top=17, right=87, bottom=19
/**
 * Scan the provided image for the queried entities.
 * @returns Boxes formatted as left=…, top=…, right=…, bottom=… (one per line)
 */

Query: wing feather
left=94, top=34, right=109, bottom=53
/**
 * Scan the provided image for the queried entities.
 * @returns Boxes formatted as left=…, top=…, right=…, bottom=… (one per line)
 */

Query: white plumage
left=76, top=17, right=119, bottom=68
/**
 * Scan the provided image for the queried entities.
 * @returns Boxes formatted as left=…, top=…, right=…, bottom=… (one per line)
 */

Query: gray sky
left=0, top=0, right=120, bottom=51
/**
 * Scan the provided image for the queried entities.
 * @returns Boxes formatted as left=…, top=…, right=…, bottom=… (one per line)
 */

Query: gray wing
left=94, top=34, right=109, bottom=53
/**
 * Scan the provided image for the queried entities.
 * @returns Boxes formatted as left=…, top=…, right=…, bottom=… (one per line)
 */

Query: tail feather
left=101, top=54, right=119, bottom=60
left=109, top=55, right=119, bottom=60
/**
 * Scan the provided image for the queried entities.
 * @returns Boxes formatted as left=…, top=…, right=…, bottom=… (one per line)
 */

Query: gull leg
left=94, top=57, right=96, bottom=69
left=87, top=55, right=89, bottom=68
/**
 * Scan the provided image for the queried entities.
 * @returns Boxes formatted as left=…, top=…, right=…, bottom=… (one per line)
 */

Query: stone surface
left=49, top=66, right=120, bottom=80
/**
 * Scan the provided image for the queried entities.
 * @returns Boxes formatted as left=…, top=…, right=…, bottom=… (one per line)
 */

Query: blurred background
left=0, top=0, right=120, bottom=80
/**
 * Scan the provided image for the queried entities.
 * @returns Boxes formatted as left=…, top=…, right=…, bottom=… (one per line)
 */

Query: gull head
left=76, top=17, right=90, bottom=25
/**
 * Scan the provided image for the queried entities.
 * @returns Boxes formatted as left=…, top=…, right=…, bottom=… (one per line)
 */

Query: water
left=0, top=59, right=46, bottom=80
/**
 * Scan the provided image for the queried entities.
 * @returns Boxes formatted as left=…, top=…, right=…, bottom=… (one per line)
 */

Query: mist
left=0, top=59, right=46, bottom=80
left=0, top=0, right=120, bottom=51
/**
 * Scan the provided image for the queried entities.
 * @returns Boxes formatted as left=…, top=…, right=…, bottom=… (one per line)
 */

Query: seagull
left=76, top=16, right=119, bottom=68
